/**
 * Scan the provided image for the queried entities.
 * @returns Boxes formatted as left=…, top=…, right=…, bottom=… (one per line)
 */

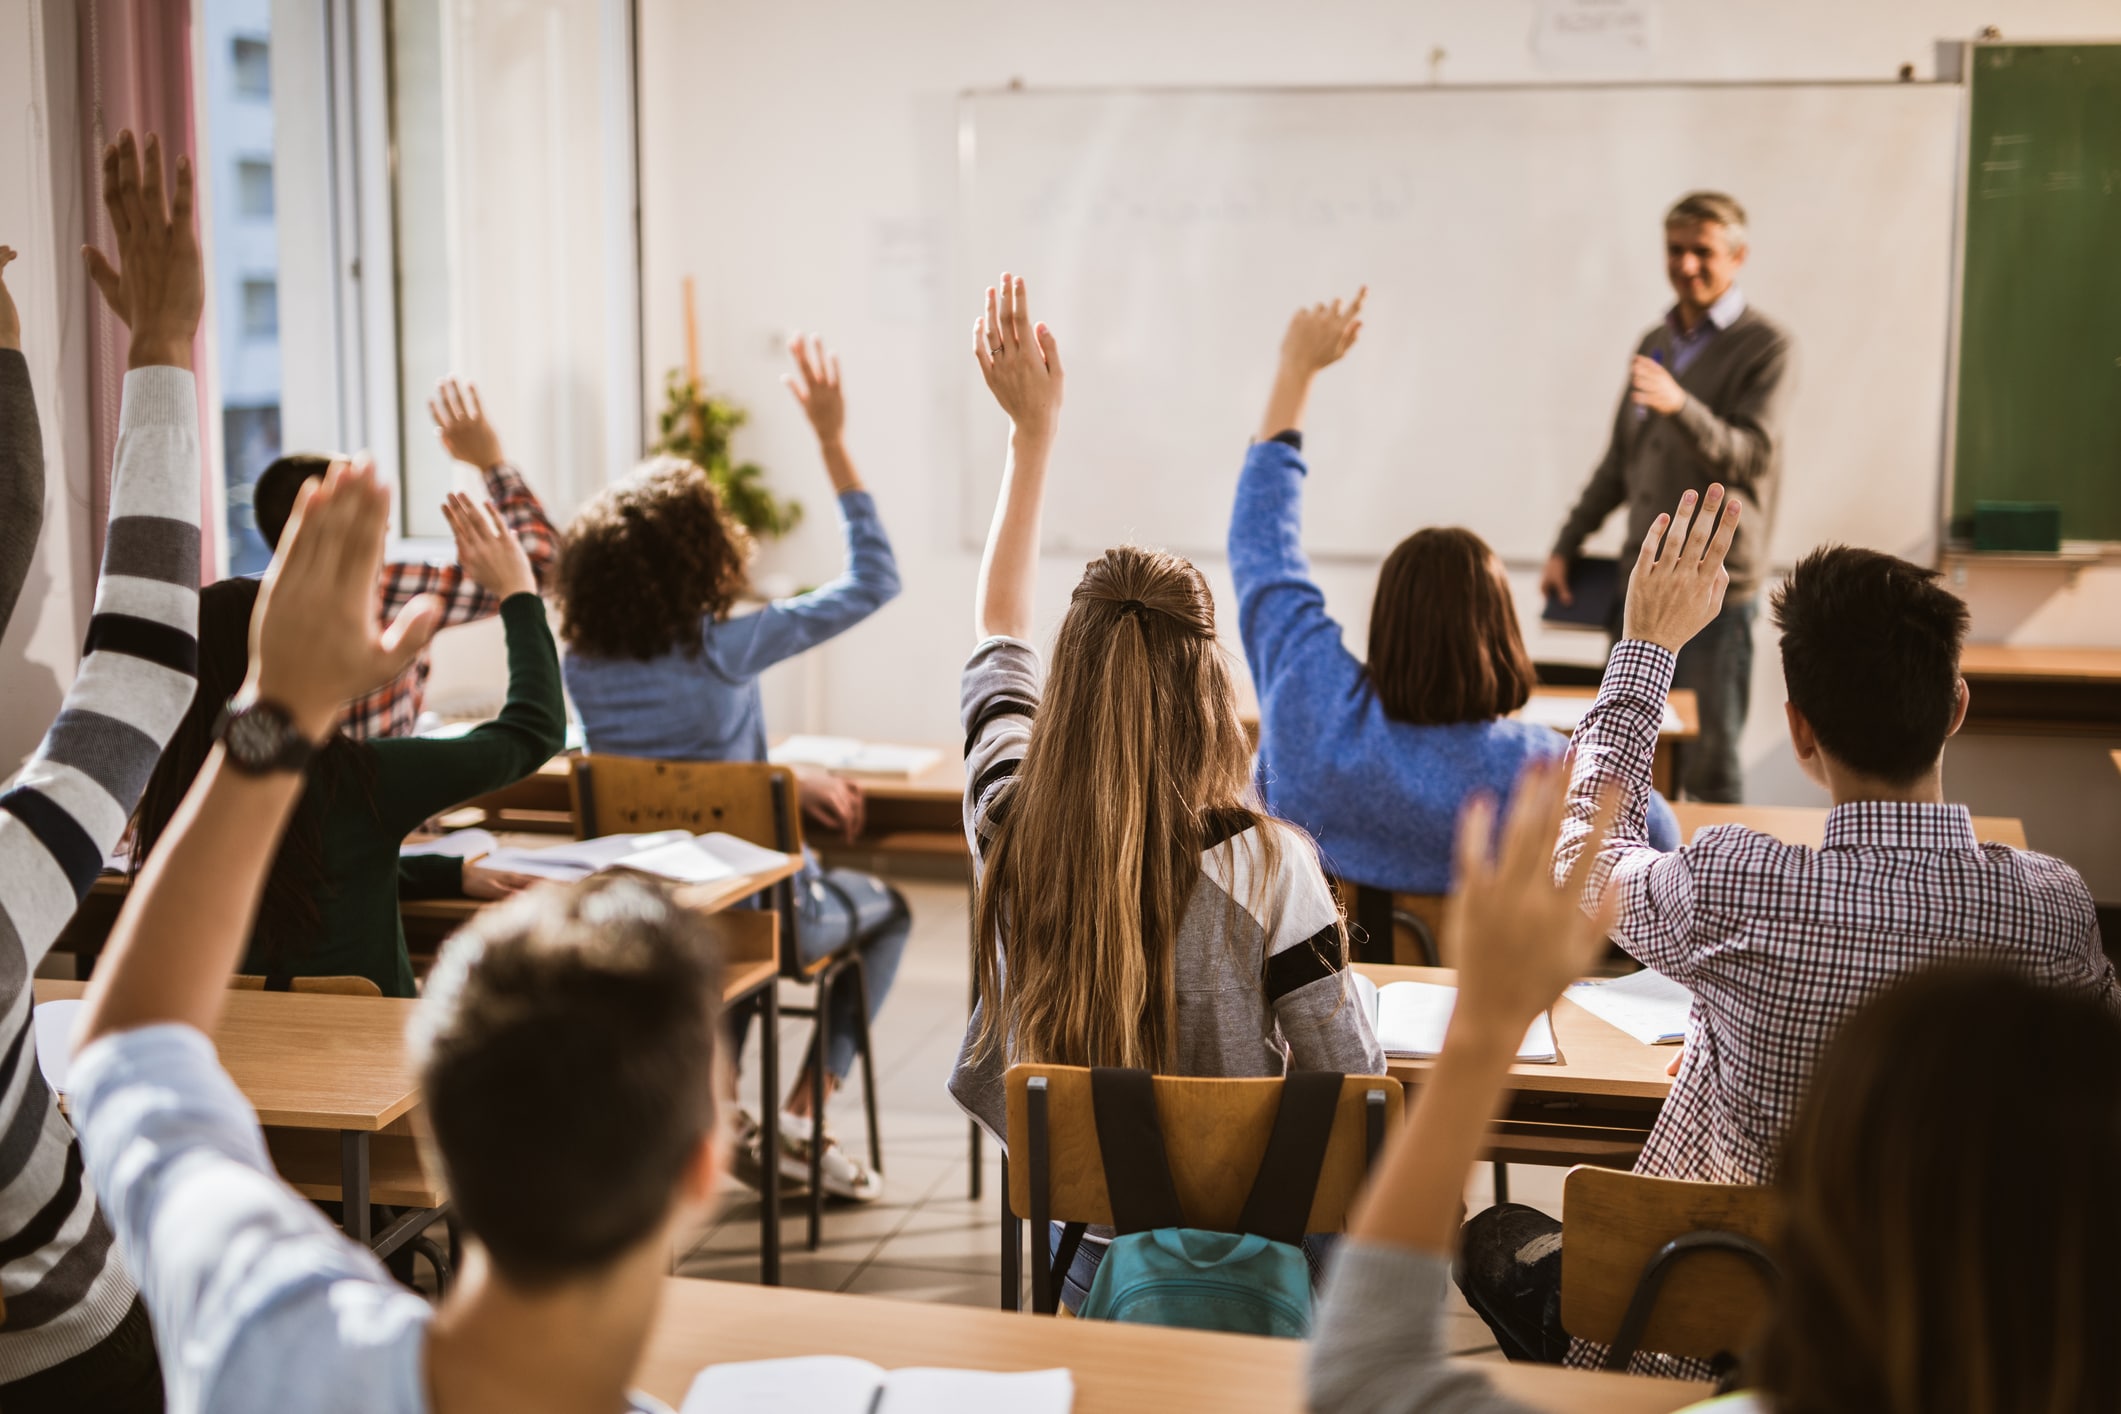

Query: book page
left=484, top=831, right=694, bottom=882
left=1375, top=982, right=1557, bottom=1062
left=695, top=832, right=797, bottom=878
left=880, top=1368, right=1074, bottom=1414
left=33, top=1000, right=80, bottom=1096
left=680, top=1355, right=884, bottom=1414
left=615, top=840, right=739, bottom=886
left=400, top=828, right=499, bottom=861
left=1567, top=968, right=1692, bottom=1045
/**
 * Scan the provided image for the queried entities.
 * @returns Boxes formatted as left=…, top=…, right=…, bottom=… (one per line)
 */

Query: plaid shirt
left=341, top=461, right=559, bottom=741
left=1562, top=640, right=2115, bottom=1187
left=1556, top=639, right=2115, bottom=1376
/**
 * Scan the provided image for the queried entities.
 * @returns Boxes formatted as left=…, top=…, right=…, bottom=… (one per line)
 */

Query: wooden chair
left=229, top=974, right=383, bottom=997
left=1001, top=1064, right=1404, bottom=1314
left=1560, top=1166, right=1781, bottom=1370
left=570, top=754, right=882, bottom=1252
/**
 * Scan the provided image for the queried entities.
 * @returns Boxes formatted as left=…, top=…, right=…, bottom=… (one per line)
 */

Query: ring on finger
left=989, top=344, right=1005, bottom=357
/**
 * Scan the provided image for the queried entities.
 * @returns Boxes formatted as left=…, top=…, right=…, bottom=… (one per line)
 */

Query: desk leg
left=759, top=982, right=781, bottom=1286
left=341, top=1132, right=371, bottom=1246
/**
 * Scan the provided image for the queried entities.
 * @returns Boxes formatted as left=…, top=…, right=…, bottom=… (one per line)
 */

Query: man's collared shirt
left=1664, top=285, right=1748, bottom=376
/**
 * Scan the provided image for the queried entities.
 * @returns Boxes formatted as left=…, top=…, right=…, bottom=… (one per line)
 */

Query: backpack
left=1059, top=1067, right=1345, bottom=1338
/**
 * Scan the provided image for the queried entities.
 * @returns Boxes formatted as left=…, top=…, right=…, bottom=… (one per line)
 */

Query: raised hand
left=1446, top=759, right=1621, bottom=1042
left=1279, top=288, right=1366, bottom=376
left=82, top=131, right=204, bottom=371
left=247, top=459, right=442, bottom=742
left=429, top=378, right=506, bottom=469
left=973, top=273, right=1063, bottom=441
left=1630, top=354, right=1686, bottom=416
left=784, top=335, right=847, bottom=445
left=442, top=490, right=537, bottom=600
left=0, top=246, right=20, bottom=351
left=1621, top=483, right=1741, bottom=651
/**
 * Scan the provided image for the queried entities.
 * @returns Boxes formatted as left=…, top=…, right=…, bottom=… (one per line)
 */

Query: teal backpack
left=1045, top=1067, right=1350, bottom=1339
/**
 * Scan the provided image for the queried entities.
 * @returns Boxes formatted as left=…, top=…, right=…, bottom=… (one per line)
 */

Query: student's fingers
left=100, top=143, right=130, bottom=240
left=1679, top=485, right=1726, bottom=566
left=169, top=155, right=196, bottom=253
left=827, top=352, right=841, bottom=391
left=0, top=245, right=16, bottom=274
left=1498, top=758, right=1566, bottom=880
left=972, top=317, right=994, bottom=376
left=983, top=285, right=1001, bottom=353
left=1453, top=789, right=1498, bottom=893
left=466, top=382, right=485, bottom=422
left=1704, top=496, right=1742, bottom=566
left=428, top=396, right=445, bottom=431
left=1656, top=492, right=1699, bottom=569
left=115, top=134, right=144, bottom=241
left=781, top=372, right=808, bottom=407
left=787, top=334, right=816, bottom=387
left=441, top=378, right=469, bottom=425
left=82, top=248, right=123, bottom=311
left=140, top=134, right=168, bottom=232
left=1347, top=284, right=1368, bottom=317
left=476, top=499, right=507, bottom=541
left=1008, top=274, right=1030, bottom=351
left=1634, top=513, right=1669, bottom=579
left=1035, top=323, right=1062, bottom=379
left=378, top=594, right=444, bottom=678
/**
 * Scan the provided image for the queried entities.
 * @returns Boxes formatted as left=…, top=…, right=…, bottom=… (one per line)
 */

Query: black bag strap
left=1088, top=1067, right=1186, bottom=1235
left=1048, top=1221, right=1090, bottom=1310
left=1235, top=1070, right=1345, bottom=1246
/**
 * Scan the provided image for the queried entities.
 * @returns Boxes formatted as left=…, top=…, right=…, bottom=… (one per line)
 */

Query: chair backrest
left=569, top=754, right=802, bottom=853
left=1004, top=1064, right=1402, bottom=1234
left=1334, top=878, right=1449, bottom=967
left=1561, top=1165, right=1782, bottom=1364
left=229, top=974, right=383, bottom=997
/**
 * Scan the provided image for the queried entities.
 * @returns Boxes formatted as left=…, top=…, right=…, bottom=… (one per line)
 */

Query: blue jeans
left=730, top=864, right=910, bottom=1082
left=1669, top=597, right=1756, bottom=804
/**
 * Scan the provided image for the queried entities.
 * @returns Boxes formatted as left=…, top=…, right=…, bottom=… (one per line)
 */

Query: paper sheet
left=771, top=735, right=942, bottom=779
left=1354, top=974, right=1557, bottom=1062
left=1567, top=968, right=1692, bottom=1045
left=34, top=1000, right=81, bottom=1096
left=400, top=828, right=500, bottom=860
left=681, top=1357, right=1073, bottom=1414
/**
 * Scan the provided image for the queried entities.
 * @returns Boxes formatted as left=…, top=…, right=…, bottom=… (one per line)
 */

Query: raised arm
left=0, top=246, right=46, bottom=633
left=1307, top=761, right=1617, bottom=1414
left=1554, top=484, right=1740, bottom=979
left=77, top=459, right=440, bottom=1044
left=972, top=273, right=1063, bottom=642
left=429, top=376, right=559, bottom=592
left=1230, top=292, right=1366, bottom=694
left=0, top=134, right=204, bottom=1008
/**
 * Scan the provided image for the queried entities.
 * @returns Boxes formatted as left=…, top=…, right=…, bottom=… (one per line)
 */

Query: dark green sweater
left=240, top=593, right=565, bottom=995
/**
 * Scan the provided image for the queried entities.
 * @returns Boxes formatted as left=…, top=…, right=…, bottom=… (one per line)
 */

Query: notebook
left=1350, top=973, right=1557, bottom=1063
left=478, top=830, right=792, bottom=887
left=1567, top=968, right=1692, bottom=1045
left=770, top=736, right=942, bottom=780
left=1540, top=555, right=1620, bottom=632
left=680, top=1356, right=1073, bottom=1414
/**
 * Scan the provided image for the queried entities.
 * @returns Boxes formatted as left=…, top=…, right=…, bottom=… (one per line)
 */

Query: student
left=1229, top=291, right=1677, bottom=899
left=69, top=458, right=725, bottom=1414
left=0, top=133, right=200, bottom=1413
left=0, top=244, right=43, bottom=631
left=251, top=376, right=558, bottom=739
left=1459, top=485, right=2118, bottom=1374
left=1306, top=773, right=2121, bottom=1414
left=130, top=491, right=564, bottom=997
left=950, top=274, right=1386, bottom=1309
left=558, top=336, right=903, bottom=1201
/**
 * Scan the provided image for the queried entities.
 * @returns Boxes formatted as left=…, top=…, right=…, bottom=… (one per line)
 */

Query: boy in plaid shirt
left=252, top=378, right=557, bottom=739
left=1457, top=484, right=2115, bottom=1378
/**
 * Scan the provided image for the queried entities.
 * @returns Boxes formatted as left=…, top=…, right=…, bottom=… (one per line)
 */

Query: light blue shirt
left=563, top=489, right=900, bottom=764
left=71, top=1024, right=671, bottom=1414
left=1666, top=286, right=1748, bottom=376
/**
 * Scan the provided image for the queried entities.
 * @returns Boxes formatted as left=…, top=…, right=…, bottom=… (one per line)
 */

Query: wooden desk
left=36, top=979, right=419, bottom=1248
left=1957, top=644, right=2121, bottom=735
left=1671, top=802, right=2029, bottom=850
left=1357, top=964, right=1671, bottom=1168
left=634, top=1279, right=1708, bottom=1414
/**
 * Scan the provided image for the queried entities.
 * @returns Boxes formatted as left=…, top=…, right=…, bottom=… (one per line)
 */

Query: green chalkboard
left=1952, top=43, right=2121, bottom=543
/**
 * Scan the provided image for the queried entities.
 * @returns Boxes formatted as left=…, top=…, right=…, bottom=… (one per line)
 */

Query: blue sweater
left=563, top=489, right=901, bottom=763
left=1228, top=440, right=1677, bottom=895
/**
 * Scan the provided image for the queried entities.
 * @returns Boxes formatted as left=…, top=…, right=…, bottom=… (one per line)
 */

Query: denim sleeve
left=709, top=490, right=901, bottom=678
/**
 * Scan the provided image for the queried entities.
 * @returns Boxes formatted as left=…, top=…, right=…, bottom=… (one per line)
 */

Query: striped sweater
left=0, top=365, right=200, bottom=1378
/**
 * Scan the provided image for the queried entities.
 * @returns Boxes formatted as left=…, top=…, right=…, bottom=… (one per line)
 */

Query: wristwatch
left=213, top=697, right=320, bottom=776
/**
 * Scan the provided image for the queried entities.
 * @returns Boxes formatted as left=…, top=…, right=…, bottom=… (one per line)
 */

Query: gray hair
left=1666, top=191, right=1748, bottom=251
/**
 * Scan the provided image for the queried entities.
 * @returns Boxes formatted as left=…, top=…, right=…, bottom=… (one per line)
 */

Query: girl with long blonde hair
left=947, top=275, right=1384, bottom=1308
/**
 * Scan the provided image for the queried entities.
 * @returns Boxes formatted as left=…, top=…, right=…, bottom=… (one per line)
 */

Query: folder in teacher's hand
left=1541, top=555, right=1620, bottom=632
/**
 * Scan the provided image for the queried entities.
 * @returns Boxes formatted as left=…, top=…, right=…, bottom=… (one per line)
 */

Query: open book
left=1351, top=973, right=1558, bottom=1063
left=475, top=830, right=793, bottom=887
left=770, top=735, right=942, bottom=779
left=681, top=1356, right=1073, bottom=1414
left=1566, top=968, right=1692, bottom=1045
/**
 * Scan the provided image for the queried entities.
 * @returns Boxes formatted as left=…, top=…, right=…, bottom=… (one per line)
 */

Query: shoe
left=728, top=1110, right=807, bottom=1195
left=775, top=1112, right=883, bottom=1202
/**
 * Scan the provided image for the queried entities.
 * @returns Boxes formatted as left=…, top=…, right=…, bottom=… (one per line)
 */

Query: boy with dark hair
left=1459, top=486, right=2115, bottom=1376
left=69, top=459, right=724, bottom=1413
left=253, top=377, right=558, bottom=740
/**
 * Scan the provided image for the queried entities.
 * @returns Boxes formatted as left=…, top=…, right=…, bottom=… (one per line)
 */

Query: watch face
left=227, top=710, right=281, bottom=763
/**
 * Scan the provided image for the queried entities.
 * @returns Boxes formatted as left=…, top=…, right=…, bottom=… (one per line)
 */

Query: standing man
left=1540, top=192, right=1792, bottom=803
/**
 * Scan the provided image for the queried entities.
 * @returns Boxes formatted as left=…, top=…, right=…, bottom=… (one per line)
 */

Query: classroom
left=1, top=1, right=2118, bottom=1411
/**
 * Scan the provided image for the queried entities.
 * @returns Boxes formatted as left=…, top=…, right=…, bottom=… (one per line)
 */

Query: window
left=241, top=279, right=279, bottom=338
left=232, top=36, right=270, bottom=98
left=236, top=158, right=274, bottom=218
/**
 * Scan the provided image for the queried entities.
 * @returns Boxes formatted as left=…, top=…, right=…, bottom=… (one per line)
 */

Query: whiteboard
left=958, top=84, right=1964, bottom=567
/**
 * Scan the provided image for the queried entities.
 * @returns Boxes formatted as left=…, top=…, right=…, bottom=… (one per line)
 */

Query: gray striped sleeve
left=1309, top=1244, right=1543, bottom=1414
left=0, top=349, right=43, bottom=637
left=959, top=636, right=1041, bottom=860
left=101, top=515, right=203, bottom=587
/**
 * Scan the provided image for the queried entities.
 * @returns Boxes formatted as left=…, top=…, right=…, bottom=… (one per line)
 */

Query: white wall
left=0, top=0, right=95, bottom=780
left=634, top=0, right=2121, bottom=899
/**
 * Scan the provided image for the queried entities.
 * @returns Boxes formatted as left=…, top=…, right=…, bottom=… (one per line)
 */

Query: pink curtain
left=79, top=0, right=216, bottom=575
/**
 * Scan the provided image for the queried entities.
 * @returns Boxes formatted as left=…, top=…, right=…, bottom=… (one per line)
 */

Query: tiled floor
left=675, top=872, right=1571, bottom=1361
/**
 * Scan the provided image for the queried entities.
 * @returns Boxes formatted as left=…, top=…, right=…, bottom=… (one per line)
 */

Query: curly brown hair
left=557, top=456, right=754, bottom=661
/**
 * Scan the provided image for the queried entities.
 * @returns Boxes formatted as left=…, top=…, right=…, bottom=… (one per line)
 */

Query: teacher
left=1540, top=191, right=1792, bottom=803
